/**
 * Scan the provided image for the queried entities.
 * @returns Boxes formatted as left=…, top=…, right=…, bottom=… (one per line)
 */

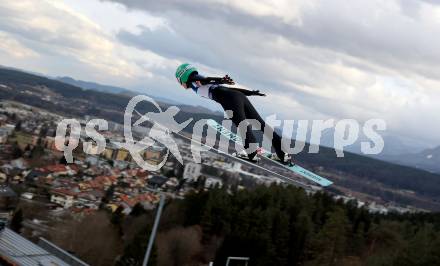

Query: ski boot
left=233, top=149, right=259, bottom=163
left=257, top=148, right=294, bottom=166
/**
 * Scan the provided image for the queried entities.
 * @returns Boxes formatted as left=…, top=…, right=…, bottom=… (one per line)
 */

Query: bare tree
left=156, top=226, right=203, bottom=266
left=50, top=211, right=123, bottom=266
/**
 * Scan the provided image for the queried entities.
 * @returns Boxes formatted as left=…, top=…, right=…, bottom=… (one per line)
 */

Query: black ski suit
left=186, top=73, right=285, bottom=161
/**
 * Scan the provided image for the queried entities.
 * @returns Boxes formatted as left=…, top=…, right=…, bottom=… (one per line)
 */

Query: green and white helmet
left=175, top=63, right=197, bottom=84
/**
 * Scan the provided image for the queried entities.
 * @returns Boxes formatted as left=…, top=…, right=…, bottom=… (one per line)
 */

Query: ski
left=206, top=119, right=333, bottom=187
left=257, top=152, right=333, bottom=187
left=177, top=133, right=310, bottom=189
left=133, top=110, right=309, bottom=188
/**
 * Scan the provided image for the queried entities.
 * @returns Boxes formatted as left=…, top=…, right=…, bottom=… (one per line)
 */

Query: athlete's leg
left=242, top=97, right=286, bottom=161
left=224, top=97, right=259, bottom=160
left=212, top=87, right=258, bottom=160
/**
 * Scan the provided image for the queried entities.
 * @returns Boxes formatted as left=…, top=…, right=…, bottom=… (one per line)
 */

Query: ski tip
left=321, top=181, right=333, bottom=187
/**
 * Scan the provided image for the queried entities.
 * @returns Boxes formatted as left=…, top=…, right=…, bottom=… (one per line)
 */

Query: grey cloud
left=105, top=0, right=440, bottom=82
left=116, top=21, right=331, bottom=115
left=117, top=26, right=217, bottom=64
left=0, top=8, right=92, bottom=52
left=113, top=6, right=426, bottom=121
left=418, top=0, right=440, bottom=5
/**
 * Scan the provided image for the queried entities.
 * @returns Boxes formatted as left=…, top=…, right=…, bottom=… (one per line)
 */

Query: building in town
left=183, top=162, right=202, bottom=181
left=147, top=175, right=169, bottom=189
left=50, top=189, right=76, bottom=209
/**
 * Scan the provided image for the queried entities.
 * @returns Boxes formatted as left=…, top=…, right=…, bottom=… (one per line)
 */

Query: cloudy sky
left=0, top=0, right=439, bottom=148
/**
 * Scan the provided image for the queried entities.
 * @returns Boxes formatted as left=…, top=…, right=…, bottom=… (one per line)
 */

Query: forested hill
left=1, top=67, right=440, bottom=210
left=116, top=185, right=440, bottom=265
left=295, top=143, right=440, bottom=198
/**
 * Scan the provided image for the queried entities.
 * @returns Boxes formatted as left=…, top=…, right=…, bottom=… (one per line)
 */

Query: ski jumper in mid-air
left=175, top=63, right=287, bottom=163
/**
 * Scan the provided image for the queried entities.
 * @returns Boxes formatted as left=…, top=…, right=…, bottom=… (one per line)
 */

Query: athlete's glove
left=221, top=75, right=235, bottom=85
left=238, top=89, right=266, bottom=96
left=250, top=90, right=266, bottom=96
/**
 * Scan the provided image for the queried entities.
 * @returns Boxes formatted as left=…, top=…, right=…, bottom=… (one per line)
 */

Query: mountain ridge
left=381, top=146, right=440, bottom=174
left=56, top=76, right=182, bottom=106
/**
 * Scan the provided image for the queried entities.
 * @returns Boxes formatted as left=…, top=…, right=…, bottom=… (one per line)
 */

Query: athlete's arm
left=227, top=87, right=266, bottom=96
left=186, top=73, right=264, bottom=96
left=188, top=73, right=235, bottom=85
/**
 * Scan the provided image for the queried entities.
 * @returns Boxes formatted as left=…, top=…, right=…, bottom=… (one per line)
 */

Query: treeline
left=117, top=185, right=440, bottom=266
left=294, top=143, right=440, bottom=198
